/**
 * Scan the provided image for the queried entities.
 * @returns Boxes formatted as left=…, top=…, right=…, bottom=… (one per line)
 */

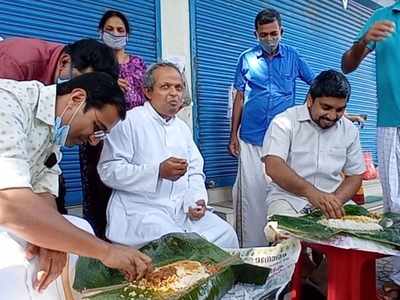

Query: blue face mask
left=52, top=101, right=85, bottom=147
left=102, top=31, right=127, bottom=49
left=57, top=64, right=73, bottom=84
left=52, top=116, right=70, bottom=146
left=57, top=78, right=70, bottom=84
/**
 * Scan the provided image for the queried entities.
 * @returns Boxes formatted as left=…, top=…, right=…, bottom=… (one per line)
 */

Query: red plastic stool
left=291, top=242, right=384, bottom=300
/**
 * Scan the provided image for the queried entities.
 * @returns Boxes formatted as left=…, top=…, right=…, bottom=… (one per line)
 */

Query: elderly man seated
left=262, top=69, right=365, bottom=219
left=98, top=62, right=239, bottom=249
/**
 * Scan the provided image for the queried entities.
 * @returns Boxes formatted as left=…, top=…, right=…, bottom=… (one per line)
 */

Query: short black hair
left=309, top=70, right=351, bottom=102
left=254, top=8, right=282, bottom=30
left=56, top=72, right=126, bottom=120
left=98, top=10, right=130, bottom=34
left=63, top=39, right=119, bottom=80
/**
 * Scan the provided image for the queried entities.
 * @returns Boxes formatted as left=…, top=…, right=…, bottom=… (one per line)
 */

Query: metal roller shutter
left=0, top=0, right=160, bottom=205
left=191, top=0, right=378, bottom=188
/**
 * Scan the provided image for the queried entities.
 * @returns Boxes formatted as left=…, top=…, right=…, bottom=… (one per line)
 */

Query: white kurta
left=98, top=102, right=239, bottom=249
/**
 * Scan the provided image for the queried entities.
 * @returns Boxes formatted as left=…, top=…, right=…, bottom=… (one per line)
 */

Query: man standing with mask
left=229, top=8, right=314, bottom=247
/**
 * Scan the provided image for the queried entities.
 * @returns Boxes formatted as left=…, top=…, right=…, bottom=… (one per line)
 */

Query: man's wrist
left=359, top=35, right=369, bottom=47
left=302, top=183, right=317, bottom=199
left=93, top=239, right=112, bottom=263
left=333, top=192, right=347, bottom=204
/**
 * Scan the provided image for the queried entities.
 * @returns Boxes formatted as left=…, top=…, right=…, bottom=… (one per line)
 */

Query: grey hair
left=143, top=61, right=192, bottom=107
left=143, top=61, right=184, bottom=90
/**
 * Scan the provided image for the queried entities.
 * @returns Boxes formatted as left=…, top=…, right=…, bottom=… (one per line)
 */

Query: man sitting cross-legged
left=98, top=62, right=239, bottom=249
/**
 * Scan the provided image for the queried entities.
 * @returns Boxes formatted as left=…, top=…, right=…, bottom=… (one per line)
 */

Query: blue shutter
left=0, top=0, right=160, bottom=205
left=191, top=0, right=377, bottom=188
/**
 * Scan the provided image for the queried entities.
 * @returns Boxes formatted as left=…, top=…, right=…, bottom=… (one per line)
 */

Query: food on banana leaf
left=74, top=233, right=270, bottom=300
left=131, top=260, right=213, bottom=294
left=270, top=204, right=400, bottom=248
left=318, top=215, right=383, bottom=231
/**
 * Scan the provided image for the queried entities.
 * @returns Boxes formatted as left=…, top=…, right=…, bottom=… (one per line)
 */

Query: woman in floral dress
left=81, top=10, right=146, bottom=237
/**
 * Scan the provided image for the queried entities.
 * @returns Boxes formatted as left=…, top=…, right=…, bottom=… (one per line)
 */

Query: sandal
left=383, top=282, right=400, bottom=300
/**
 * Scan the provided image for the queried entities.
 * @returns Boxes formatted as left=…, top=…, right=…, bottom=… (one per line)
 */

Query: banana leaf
left=271, top=204, right=400, bottom=249
left=73, top=233, right=270, bottom=299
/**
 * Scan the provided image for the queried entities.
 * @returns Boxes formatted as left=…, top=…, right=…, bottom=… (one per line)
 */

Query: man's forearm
left=0, top=188, right=109, bottom=261
left=37, top=192, right=58, bottom=210
left=334, top=175, right=363, bottom=204
left=265, top=156, right=316, bottom=198
left=341, top=38, right=370, bottom=74
left=230, top=91, right=244, bottom=138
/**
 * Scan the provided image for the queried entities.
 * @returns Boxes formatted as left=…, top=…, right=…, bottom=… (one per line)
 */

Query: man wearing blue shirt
left=229, top=8, right=314, bottom=247
left=342, top=2, right=400, bottom=298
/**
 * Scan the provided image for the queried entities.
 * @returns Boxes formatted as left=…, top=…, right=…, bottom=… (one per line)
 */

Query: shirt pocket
left=276, top=74, right=294, bottom=94
left=322, top=146, right=347, bottom=176
left=289, top=146, right=315, bottom=177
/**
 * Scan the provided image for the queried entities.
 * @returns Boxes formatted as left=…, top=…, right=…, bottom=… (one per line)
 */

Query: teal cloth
left=356, top=2, right=400, bottom=127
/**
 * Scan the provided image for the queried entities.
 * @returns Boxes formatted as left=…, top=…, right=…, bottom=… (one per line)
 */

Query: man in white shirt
left=0, top=72, right=152, bottom=300
left=98, top=62, right=239, bottom=249
left=262, top=70, right=365, bottom=218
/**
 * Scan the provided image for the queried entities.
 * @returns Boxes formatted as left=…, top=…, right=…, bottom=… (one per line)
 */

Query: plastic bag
left=362, top=152, right=378, bottom=180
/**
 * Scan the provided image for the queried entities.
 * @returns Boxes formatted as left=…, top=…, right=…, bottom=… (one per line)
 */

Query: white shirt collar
left=144, top=101, right=176, bottom=126
left=36, top=84, right=57, bottom=126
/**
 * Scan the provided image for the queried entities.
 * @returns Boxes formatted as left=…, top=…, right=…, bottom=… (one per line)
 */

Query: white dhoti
left=377, top=127, right=400, bottom=285
left=232, top=139, right=271, bottom=247
left=377, top=127, right=400, bottom=212
left=106, top=197, right=239, bottom=250
left=267, top=199, right=303, bottom=217
left=0, top=215, right=93, bottom=300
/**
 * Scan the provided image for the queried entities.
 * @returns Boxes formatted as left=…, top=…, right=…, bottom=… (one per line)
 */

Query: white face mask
left=101, top=31, right=127, bottom=49
left=259, top=37, right=280, bottom=54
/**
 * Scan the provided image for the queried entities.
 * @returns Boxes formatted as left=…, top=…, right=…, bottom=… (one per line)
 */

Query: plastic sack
left=362, top=152, right=378, bottom=180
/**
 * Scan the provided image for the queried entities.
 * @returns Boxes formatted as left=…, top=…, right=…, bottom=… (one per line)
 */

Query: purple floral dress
left=119, top=55, right=146, bottom=110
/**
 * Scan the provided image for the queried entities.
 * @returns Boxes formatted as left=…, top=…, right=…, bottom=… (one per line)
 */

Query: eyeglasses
left=93, top=111, right=110, bottom=141
left=93, top=130, right=108, bottom=140
left=93, top=123, right=109, bottom=141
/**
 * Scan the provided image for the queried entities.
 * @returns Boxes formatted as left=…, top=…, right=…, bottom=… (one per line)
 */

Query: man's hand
left=118, top=78, right=129, bottom=93
left=306, top=190, right=344, bottom=219
left=159, top=157, right=188, bottom=181
left=101, top=244, right=153, bottom=282
left=188, top=200, right=206, bottom=221
left=363, top=21, right=395, bottom=43
left=25, top=243, right=67, bottom=292
left=228, top=135, right=240, bottom=157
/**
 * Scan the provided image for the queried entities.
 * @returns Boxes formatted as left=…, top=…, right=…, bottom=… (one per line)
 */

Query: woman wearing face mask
left=99, top=10, right=146, bottom=109
left=80, top=10, right=146, bottom=239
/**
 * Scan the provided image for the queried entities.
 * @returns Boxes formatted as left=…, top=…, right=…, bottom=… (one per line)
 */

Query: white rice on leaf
left=318, top=216, right=383, bottom=231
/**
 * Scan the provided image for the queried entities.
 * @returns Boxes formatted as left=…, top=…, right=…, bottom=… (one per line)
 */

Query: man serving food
left=262, top=69, right=365, bottom=218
